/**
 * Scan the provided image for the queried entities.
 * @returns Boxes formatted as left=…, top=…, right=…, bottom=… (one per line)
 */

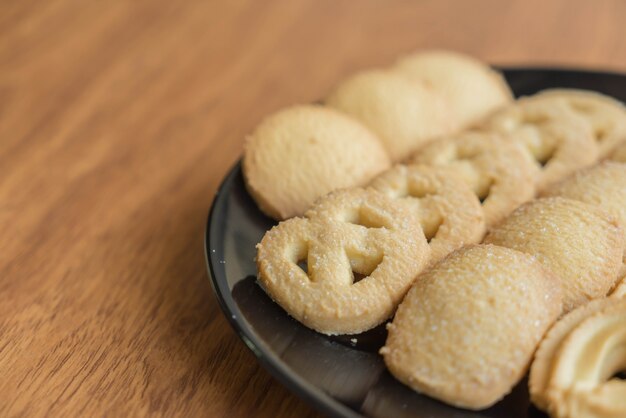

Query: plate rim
left=204, top=67, right=626, bottom=418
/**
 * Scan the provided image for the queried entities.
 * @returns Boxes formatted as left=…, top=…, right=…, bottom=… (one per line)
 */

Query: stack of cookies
left=242, top=50, right=626, bottom=417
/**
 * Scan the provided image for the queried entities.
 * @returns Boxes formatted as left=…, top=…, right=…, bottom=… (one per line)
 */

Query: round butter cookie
left=381, top=244, right=562, bottom=410
left=370, top=164, right=485, bottom=263
left=243, top=105, right=391, bottom=220
left=483, top=99, right=599, bottom=193
left=410, top=131, right=537, bottom=226
left=484, top=197, right=625, bottom=312
left=612, top=276, right=626, bottom=298
left=257, top=188, right=430, bottom=335
left=528, top=89, right=626, bottom=157
left=393, top=50, right=513, bottom=129
left=543, top=162, right=626, bottom=277
left=609, top=140, right=626, bottom=162
left=530, top=298, right=626, bottom=418
left=325, top=69, right=452, bottom=162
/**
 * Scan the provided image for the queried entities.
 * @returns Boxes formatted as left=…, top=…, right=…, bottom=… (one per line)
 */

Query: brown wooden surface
left=1, top=0, right=626, bottom=416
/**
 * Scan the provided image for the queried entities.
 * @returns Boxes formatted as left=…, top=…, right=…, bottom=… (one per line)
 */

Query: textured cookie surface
left=529, top=298, right=626, bottom=418
left=543, top=162, right=626, bottom=277
left=410, top=131, right=537, bottom=226
left=382, top=244, right=562, bottom=410
left=528, top=89, right=626, bottom=157
left=484, top=197, right=624, bottom=312
left=370, top=164, right=485, bottom=263
left=257, top=188, right=430, bottom=335
left=325, top=69, right=452, bottom=162
left=483, top=99, right=599, bottom=192
left=609, top=140, right=626, bottom=162
left=243, top=105, right=390, bottom=220
left=393, top=50, right=513, bottom=129
left=612, top=276, right=626, bottom=297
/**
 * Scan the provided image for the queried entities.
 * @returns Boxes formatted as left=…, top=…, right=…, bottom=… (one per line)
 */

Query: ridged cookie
left=543, top=162, right=626, bottom=278
left=243, top=105, right=391, bottom=220
left=325, top=69, right=452, bottom=162
left=528, top=89, right=626, bottom=157
left=409, top=131, right=537, bottom=226
left=381, top=244, right=562, bottom=410
left=257, top=188, right=430, bottom=335
left=393, top=50, right=513, bottom=129
left=484, top=197, right=625, bottom=312
left=483, top=99, right=599, bottom=193
left=529, top=298, right=626, bottom=418
left=369, top=164, right=485, bottom=263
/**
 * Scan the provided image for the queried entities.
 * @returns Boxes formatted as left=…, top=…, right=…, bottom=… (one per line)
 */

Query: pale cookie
left=609, top=140, right=626, bottom=162
left=243, top=105, right=391, bottom=220
left=369, top=164, right=485, bottom=263
left=325, top=69, right=452, bottom=162
left=529, top=298, right=626, bottom=411
left=530, top=298, right=626, bottom=418
left=483, top=99, right=599, bottom=192
left=393, top=49, right=513, bottom=129
left=484, top=197, right=625, bottom=313
left=256, top=188, right=430, bottom=335
left=612, top=276, right=626, bottom=297
left=410, top=131, right=537, bottom=226
left=528, top=89, right=626, bottom=157
left=381, top=244, right=562, bottom=410
left=543, top=162, right=626, bottom=278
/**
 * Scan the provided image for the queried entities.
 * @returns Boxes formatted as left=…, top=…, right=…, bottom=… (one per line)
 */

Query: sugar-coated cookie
left=257, top=188, right=430, bottom=335
left=410, top=131, right=537, bottom=226
left=528, top=89, right=626, bottom=157
left=543, top=162, right=626, bottom=277
left=382, top=245, right=562, bottom=410
left=325, top=69, right=452, bottom=162
left=484, top=197, right=624, bottom=312
left=483, top=99, right=599, bottom=193
left=393, top=50, right=513, bottom=129
left=529, top=298, right=626, bottom=418
left=243, top=105, right=391, bottom=220
left=370, top=164, right=485, bottom=263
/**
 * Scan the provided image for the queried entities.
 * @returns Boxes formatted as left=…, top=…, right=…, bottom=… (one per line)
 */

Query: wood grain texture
left=1, top=0, right=625, bottom=416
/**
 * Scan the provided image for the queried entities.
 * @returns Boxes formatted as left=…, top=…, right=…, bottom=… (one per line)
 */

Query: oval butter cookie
left=484, top=197, right=625, bottom=312
left=543, top=162, right=626, bottom=277
left=370, top=164, right=485, bottom=263
left=243, top=105, right=391, bottom=220
left=325, top=69, right=452, bottom=162
left=530, top=298, right=626, bottom=418
left=529, top=89, right=626, bottom=157
left=483, top=99, right=599, bottom=193
left=257, top=188, right=430, bottom=335
left=410, top=131, right=537, bottom=226
left=393, top=50, right=513, bottom=129
left=382, top=244, right=562, bottom=410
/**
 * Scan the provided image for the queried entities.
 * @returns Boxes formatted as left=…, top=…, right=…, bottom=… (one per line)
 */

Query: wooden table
left=2, top=0, right=625, bottom=416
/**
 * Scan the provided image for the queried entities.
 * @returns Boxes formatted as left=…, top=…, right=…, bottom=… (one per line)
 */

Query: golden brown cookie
left=483, top=99, right=599, bottom=192
left=369, top=164, right=485, bottom=263
left=528, top=89, right=626, bottom=157
left=529, top=298, right=626, bottom=418
left=410, top=131, right=537, bottom=226
left=609, top=140, right=626, bottom=162
left=543, top=162, right=626, bottom=278
left=325, top=69, right=452, bottom=162
left=382, top=244, right=562, bottom=410
left=393, top=50, right=513, bottom=129
left=484, top=197, right=625, bottom=312
left=257, top=188, right=430, bottom=335
left=243, top=105, right=391, bottom=220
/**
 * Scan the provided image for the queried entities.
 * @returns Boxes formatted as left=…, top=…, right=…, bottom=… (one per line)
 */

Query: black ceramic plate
left=205, top=68, right=626, bottom=418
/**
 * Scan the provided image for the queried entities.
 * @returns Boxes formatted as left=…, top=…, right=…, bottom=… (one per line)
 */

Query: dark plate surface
left=205, top=68, right=626, bottom=418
